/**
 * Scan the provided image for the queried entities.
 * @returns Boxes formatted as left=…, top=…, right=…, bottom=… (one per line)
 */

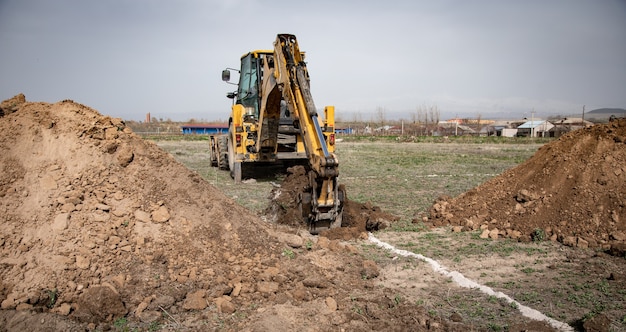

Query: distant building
left=180, top=123, right=228, bottom=135
left=434, top=122, right=475, bottom=136
left=335, top=127, right=354, bottom=134
left=374, top=125, right=402, bottom=134
left=516, top=120, right=554, bottom=137
left=549, top=118, right=593, bottom=137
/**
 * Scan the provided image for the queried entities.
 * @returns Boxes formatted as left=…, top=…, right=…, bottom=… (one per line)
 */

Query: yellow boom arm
left=272, top=34, right=342, bottom=229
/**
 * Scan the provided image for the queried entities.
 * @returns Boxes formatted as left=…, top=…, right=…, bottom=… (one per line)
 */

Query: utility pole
left=582, top=105, right=585, bottom=123
left=531, top=109, right=535, bottom=138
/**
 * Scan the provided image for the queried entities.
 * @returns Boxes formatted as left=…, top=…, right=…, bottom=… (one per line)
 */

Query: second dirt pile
left=428, top=118, right=626, bottom=256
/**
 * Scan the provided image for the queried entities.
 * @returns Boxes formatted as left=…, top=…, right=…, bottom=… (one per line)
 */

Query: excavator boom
left=272, top=34, right=343, bottom=232
left=214, top=34, right=344, bottom=233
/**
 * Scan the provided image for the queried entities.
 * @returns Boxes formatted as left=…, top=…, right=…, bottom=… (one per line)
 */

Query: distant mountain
left=588, top=108, right=626, bottom=115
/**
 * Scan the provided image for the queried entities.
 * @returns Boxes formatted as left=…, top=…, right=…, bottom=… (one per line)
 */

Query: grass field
left=154, top=137, right=542, bottom=222
left=153, top=136, right=626, bottom=331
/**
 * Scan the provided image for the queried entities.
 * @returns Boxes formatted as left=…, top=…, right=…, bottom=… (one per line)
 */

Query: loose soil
left=426, top=117, right=626, bottom=256
left=265, top=164, right=397, bottom=240
left=0, top=96, right=476, bottom=331
left=1, top=95, right=624, bottom=331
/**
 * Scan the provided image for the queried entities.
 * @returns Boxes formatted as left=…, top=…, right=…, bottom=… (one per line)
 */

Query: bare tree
left=409, top=111, right=417, bottom=124
left=417, top=106, right=427, bottom=135
left=375, top=107, right=386, bottom=129
left=429, top=105, right=440, bottom=125
left=351, top=111, right=362, bottom=124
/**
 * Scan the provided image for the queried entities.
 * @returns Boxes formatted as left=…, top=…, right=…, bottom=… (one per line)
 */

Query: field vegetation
left=154, top=135, right=626, bottom=331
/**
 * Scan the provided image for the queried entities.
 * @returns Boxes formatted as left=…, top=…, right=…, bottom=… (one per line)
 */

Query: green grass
left=153, top=136, right=626, bottom=330
left=154, top=138, right=542, bottom=221
left=337, top=141, right=540, bottom=220
left=339, top=135, right=551, bottom=145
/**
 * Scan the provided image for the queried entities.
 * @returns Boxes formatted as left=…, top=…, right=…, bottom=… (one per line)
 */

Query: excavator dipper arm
left=272, top=34, right=344, bottom=233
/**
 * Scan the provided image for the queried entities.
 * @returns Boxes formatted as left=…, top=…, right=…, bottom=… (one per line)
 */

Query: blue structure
left=181, top=124, right=228, bottom=135
left=335, top=127, right=354, bottom=134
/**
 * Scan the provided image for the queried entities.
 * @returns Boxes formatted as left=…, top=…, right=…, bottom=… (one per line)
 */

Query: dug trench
left=264, top=163, right=396, bottom=240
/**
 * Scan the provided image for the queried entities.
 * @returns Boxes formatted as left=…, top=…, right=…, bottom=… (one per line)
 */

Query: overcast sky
left=1, top=0, right=625, bottom=122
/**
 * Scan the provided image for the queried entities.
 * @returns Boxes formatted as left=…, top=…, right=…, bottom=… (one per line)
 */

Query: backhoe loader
left=210, top=34, right=344, bottom=233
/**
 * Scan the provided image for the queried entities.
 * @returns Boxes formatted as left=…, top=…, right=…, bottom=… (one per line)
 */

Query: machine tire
left=217, top=135, right=229, bottom=170
left=209, top=137, right=218, bottom=167
left=231, top=161, right=242, bottom=183
left=227, top=123, right=243, bottom=183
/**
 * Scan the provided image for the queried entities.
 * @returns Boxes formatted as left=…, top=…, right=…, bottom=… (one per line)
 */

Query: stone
left=507, top=229, right=522, bottom=239
left=292, top=287, right=308, bottom=301
left=1, top=297, right=16, bottom=310
left=74, top=286, right=127, bottom=323
left=488, top=228, right=499, bottom=239
left=450, top=312, right=463, bottom=322
left=361, top=260, right=379, bottom=279
left=95, top=203, right=110, bottom=211
left=91, top=211, right=109, bottom=222
left=515, top=189, right=536, bottom=203
left=136, top=301, right=149, bottom=315
left=215, top=296, right=236, bottom=314
left=15, top=303, right=33, bottom=311
left=275, top=232, right=303, bottom=248
left=54, top=303, right=72, bottom=316
left=134, top=209, right=151, bottom=223
left=316, top=236, right=330, bottom=249
left=479, top=229, right=490, bottom=239
left=151, top=206, right=170, bottom=223
left=138, top=310, right=161, bottom=323
left=76, top=255, right=90, bottom=269
left=256, top=281, right=279, bottom=294
left=116, top=145, right=134, bottom=167
left=104, top=127, right=119, bottom=140
left=52, top=213, right=70, bottom=231
left=182, top=290, right=207, bottom=310
left=583, top=313, right=611, bottom=332
left=328, top=240, right=345, bottom=252
left=325, top=297, right=337, bottom=311
left=231, top=283, right=242, bottom=297
left=562, top=236, right=577, bottom=247
left=577, top=237, right=589, bottom=249
left=151, top=295, right=175, bottom=309
left=610, top=231, right=626, bottom=241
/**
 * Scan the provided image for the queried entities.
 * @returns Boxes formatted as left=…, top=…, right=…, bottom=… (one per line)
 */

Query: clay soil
left=427, top=117, right=626, bottom=255
left=265, top=163, right=396, bottom=240
left=1, top=95, right=625, bottom=331
left=0, top=96, right=482, bottom=331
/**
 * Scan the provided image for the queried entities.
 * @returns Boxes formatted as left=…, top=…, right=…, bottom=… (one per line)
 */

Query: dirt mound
left=266, top=165, right=397, bottom=240
left=0, top=98, right=275, bottom=325
left=0, top=93, right=26, bottom=117
left=427, top=118, right=626, bottom=255
left=0, top=96, right=462, bottom=331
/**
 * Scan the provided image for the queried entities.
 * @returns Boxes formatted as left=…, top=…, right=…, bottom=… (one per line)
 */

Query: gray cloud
left=1, top=0, right=624, bottom=121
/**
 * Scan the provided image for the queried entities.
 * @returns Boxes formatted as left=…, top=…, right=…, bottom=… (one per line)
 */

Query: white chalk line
left=368, top=233, right=574, bottom=332
left=342, top=173, right=499, bottom=180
